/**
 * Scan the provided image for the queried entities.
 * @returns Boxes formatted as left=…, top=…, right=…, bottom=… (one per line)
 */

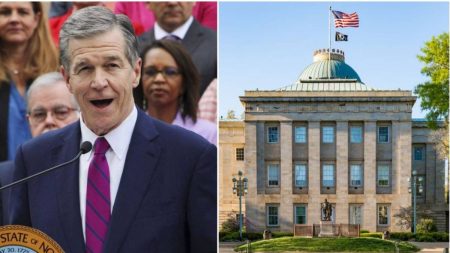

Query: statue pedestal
left=318, top=221, right=335, bottom=237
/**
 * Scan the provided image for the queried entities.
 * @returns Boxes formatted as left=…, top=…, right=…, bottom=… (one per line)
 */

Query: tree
left=393, top=206, right=412, bottom=231
left=414, top=32, right=449, bottom=129
left=227, top=110, right=236, bottom=119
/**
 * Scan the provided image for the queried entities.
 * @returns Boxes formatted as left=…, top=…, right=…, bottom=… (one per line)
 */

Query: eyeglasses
left=28, top=106, right=78, bottom=124
left=143, top=67, right=180, bottom=79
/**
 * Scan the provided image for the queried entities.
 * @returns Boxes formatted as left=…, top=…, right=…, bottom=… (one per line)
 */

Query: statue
left=321, top=199, right=333, bottom=221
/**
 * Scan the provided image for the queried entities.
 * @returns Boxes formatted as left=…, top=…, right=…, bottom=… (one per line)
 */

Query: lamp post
left=233, top=171, right=248, bottom=241
left=412, top=170, right=417, bottom=234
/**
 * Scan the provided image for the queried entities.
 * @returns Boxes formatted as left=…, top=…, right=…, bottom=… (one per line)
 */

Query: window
left=377, top=205, right=390, bottom=225
left=350, top=165, right=362, bottom=186
left=322, top=164, right=334, bottom=187
left=268, top=126, right=279, bottom=143
left=322, top=126, right=334, bottom=143
left=236, top=148, right=244, bottom=161
left=350, top=126, right=363, bottom=143
left=295, top=164, right=307, bottom=187
left=417, top=176, right=425, bottom=197
left=267, top=205, right=279, bottom=226
left=295, top=126, right=307, bottom=143
left=295, top=205, right=307, bottom=224
left=378, top=126, right=389, bottom=143
left=414, top=147, right=424, bottom=161
left=267, top=164, right=279, bottom=186
left=349, top=204, right=363, bottom=225
left=377, top=165, right=390, bottom=186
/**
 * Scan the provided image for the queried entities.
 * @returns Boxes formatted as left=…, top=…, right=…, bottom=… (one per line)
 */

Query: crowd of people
left=0, top=1, right=217, bottom=163
left=0, top=2, right=217, bottom=252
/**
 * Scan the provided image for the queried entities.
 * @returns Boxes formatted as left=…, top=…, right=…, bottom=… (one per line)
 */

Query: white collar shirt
left=79, top=106, right=138, bottom=240
left=154, top=16, right=193, bottom=40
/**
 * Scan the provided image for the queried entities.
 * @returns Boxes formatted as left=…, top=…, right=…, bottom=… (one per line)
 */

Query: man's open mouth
left=91, top=99, right=113, bottom=108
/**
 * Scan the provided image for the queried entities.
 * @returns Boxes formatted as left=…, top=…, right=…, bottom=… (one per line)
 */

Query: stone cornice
left=240, top=96, right=416, bottom=103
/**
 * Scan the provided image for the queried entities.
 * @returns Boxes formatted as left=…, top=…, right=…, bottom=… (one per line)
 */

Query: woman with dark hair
left=0, top=2, right=59, bottom=161
left=136, top=40, right=216, bottom=145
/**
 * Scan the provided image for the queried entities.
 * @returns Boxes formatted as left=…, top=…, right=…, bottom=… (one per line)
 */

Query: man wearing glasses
left=0, top=72, right=79, bottom=224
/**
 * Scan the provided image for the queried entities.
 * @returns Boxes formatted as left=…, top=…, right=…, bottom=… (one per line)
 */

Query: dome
left=297, top=49, right=362, bottom=82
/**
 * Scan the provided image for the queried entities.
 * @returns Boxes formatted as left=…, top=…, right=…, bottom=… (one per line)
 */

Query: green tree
left=414, top=32, right=449, bottom=129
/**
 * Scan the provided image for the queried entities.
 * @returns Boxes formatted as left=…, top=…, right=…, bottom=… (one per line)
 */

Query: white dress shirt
left=154, top=16, right=193, bottom=40
left=79, top=106, right=138, bottom=240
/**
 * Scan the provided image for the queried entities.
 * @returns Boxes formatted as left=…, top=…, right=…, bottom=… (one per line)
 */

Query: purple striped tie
left=86, top=138, right=111, bottom=253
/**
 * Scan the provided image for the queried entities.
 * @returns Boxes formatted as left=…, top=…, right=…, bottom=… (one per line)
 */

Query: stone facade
left=218, top=50, right=448, bottom=233
left=218, top=120, right=246, bottom=227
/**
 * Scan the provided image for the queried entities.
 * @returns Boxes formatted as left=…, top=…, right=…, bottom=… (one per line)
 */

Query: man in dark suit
left=138, top=2, right=217, bottom=96
left=9, top=6, right=216, bottom=253
left=0, top=72, right=79, bottom=225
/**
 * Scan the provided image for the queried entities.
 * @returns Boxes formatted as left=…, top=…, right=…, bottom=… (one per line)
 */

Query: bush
left=220, top=216, right=240, bottom=233
left=246, top=232, right=263, bottom=241
left=415, top=232, right=449, bottom=242
left=429, top=232, right=449, bottom=242
left=390, top=232, right=414, bottom=241
left=219, top=231, right=263, bottom=241
left=360, top=230, right=370, bottom=234
left=415, top=233, right=436, bottom=242
left=416, top=218, right=437, bottom=233
left=272, top=232, right=293, bottom=238
left=359, top=232, right=383, bottom=239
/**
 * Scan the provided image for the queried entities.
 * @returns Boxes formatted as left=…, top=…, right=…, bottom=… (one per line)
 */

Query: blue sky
left=218, top=2, right=449, bottom=119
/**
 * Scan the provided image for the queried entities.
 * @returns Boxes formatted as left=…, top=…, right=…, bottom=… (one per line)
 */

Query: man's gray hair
left=59, top=6, right=139, bottom=71
left=27, top=72, right=79, bottom=111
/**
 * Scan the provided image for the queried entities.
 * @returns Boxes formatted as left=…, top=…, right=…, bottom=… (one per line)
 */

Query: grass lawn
left=235, top=237, right=420, bottom=252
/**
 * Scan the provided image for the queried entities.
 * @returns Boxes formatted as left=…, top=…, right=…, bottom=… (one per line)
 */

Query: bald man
left=0, top=72, right=79, bottom=224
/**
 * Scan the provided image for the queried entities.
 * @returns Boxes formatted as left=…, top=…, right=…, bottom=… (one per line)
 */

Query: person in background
left=114, top=1, right=217, bottom=33
left=114, top=2, right=155, bottom=36
left=48, top=2, right=104, bottom=47
left=9, top=7, right=216, bottom=253
left=136, top=40, right=216, bottom=145
left=138, top=2, right=216, bottom=97
left=0, top=72, right=79, bottom=225
left=0, top=2, right=59, bottom=162
left=197, top=78, right=216, bottom=123
left=192, top=2, right=217, bottom=31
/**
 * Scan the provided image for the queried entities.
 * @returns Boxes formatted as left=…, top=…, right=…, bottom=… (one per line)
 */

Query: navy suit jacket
left=139, top=19, right=217, bottom=96
left=0, top=160, right=14, bottom=225
left=9, top=109, right=217, bottom=253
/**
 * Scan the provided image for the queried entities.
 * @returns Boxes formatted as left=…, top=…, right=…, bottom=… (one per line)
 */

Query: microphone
left=0, top=141, right=92, bottom=191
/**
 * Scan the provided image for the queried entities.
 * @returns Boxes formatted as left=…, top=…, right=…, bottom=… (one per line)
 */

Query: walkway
left=410, top=242, right=449, bottom=253
left=219, top=241, right=243, bottom=253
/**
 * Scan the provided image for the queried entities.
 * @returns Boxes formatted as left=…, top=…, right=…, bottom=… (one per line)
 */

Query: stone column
left=336, top=121, right=349, bottom=224
left=392, top=121, right=413, bottom=231
left=244, top=121, right=259, bottom=231
left=363, top=121, right=377, bottom=232
left=280, top=121, right=293, bottom=231
left=425, top=144, right=436, bottom=204
left=391, top=121, right=399, bottom=194
left=308, top=121, right=321, bottom=225
left=435, top=156, right=446, bottom=204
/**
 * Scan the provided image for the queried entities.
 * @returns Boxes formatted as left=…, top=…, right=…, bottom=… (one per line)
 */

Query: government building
left=219, top=49, right=448, bottom=233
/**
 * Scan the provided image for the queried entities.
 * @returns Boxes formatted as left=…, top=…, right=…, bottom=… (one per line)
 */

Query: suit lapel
left=55, top=123, right=85, bottom=253
left=182, top=20, right=205, bottom=53
left=104, top=111, right=160, bottom=253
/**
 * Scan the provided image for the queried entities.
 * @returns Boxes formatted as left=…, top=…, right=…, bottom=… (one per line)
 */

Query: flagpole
left=328, top=5, right=332, bottom=79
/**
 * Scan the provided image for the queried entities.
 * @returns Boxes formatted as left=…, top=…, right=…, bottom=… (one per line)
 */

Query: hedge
left=359, top=232, right=383, bottom=239
left=219, top=231, right=263, bottom=241
left=389, top=232, right=448, bottom=242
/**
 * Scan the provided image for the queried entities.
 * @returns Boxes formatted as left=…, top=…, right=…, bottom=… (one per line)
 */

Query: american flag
left=332, top=10, right=359, bottom=28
